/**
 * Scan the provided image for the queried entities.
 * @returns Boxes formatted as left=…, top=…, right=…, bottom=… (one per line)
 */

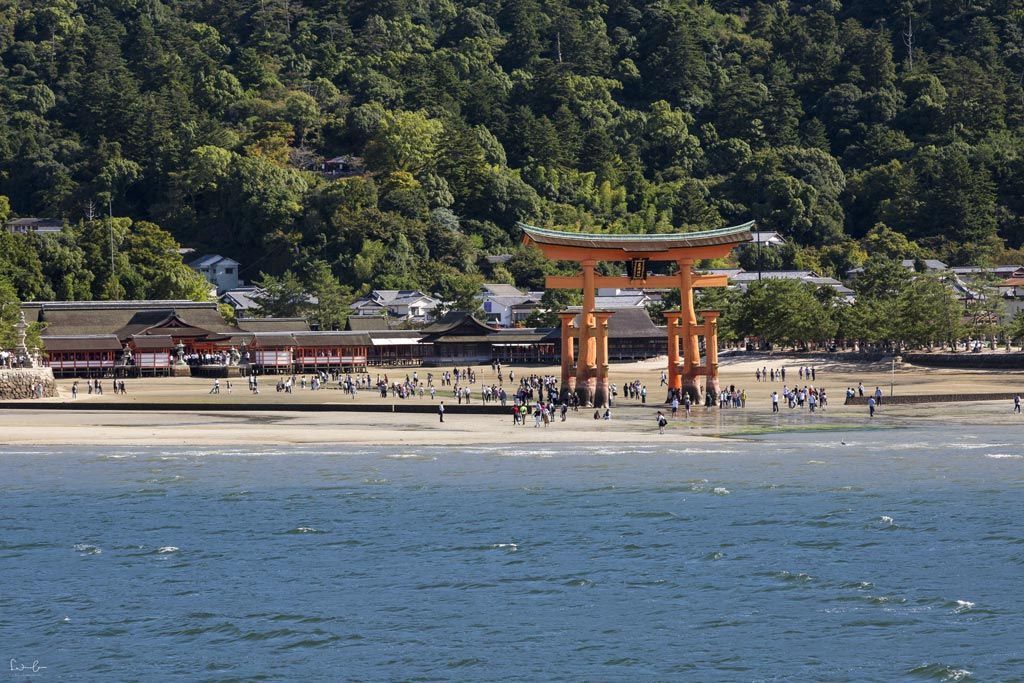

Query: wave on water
left=865, top=594, right=907, bottom=605
left=878, top=516, right=897, bottom=528
left=908, top=663, right=973, bottom=681
left=155, top=546, right=179, bottom=554
left=712, top=487, right=730, bottom=496
left=286, top=527, right=324, bottom=534
left=672, top=448, right=742, bottom=455
left=384, top=453, right=436, bottom=461
left=985, top=453, right=1023, bottom=459
left=73, top=543, right=101, bottom=555
left=496, top=449, right=556, bottom=458
left=953, top=599, right=975, bottom=613
left=564, top=577, right=595, bottom=588
left=490, top=543, right=518, bottom=552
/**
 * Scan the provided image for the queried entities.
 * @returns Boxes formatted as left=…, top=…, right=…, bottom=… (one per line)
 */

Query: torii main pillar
left=592, top=310, right=613, bottom=408
left=678, top=259, right=703, bottom=403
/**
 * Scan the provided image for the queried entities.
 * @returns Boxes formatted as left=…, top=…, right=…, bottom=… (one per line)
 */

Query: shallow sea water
left=2, top=426, right=1023, bottom=681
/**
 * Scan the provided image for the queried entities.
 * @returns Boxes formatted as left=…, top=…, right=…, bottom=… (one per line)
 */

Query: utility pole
left=902, top=9, right=914, bottom=72
left=108, top=195, right=115, bottom=285
left=757, top=231, right=762, bottom=282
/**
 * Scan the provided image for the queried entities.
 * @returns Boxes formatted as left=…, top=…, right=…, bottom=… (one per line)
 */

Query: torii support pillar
left=558, top=312, right=577, bottom=403
left=700, top=310, right=721, bottom=399
left=663, top=311, right=684, bottom=400
left=593, top=311, right=613, bottom=408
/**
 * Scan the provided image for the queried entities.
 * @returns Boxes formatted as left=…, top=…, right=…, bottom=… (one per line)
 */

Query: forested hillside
left=1, top=0, right=1024, bottom=305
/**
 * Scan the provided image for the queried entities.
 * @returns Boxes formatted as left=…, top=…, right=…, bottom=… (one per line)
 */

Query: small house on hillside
left=350, top=290, right=441, bottom=322
left=321, top=155, right=365, bottom=177
left=5, top=217, right=63, bottom=235
left=479, top=283, right=542, bottom=327
left=188, top=254, right=241, bottom=293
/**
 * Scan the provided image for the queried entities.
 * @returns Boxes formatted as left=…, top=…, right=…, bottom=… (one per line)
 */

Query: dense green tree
left=306, top=260, right=353, bottom=330
left=735, top=280, right=837, bottom=349
left=124, top=222, right=211, bottom=300
left=251, top=271, right=309, bottom=318
left=895, top=276, right=965, bottom=349
left=0, top=0, right=1022, bottom=308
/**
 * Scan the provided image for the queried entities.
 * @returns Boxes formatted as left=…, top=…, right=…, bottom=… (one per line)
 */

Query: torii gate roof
left=519, top=221, right=754, bottom=254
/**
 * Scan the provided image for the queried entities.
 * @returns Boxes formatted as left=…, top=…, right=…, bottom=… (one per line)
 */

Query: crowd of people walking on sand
left=769, top=385, right=828, bottom=412
left=753, top=365, right=818, bottom=383
left=68, top=378, right=127, bottom=398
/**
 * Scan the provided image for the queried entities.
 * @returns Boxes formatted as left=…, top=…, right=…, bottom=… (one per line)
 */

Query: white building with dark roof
left=5, top=217, right=63, bottom=235
left=749, top=231, right=786, bottom=247
left=479, top=284, right=542, bottom=327
left=350, top=290, right=441, bottom=322
left=188, top=254, right=242, bottom=293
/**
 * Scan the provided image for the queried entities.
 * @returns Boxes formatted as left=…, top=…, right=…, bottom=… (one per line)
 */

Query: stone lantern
left=15, top=311, right=35, bottom=368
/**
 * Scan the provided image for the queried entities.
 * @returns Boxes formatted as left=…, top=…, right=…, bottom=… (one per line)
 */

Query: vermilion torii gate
left=520, top=222, right=754, bottom=406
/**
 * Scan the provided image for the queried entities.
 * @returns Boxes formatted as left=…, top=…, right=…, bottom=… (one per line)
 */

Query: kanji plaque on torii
left=520, top=221, right=754, bottom=406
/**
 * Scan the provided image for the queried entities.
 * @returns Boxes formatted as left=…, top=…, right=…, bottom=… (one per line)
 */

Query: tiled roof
left=732, top=270, right=816, bottom=281
left=26, top=301, right=237, bottom=338
left=481, top=283, right=526, bottom=296
left=238, top=317, right=311, bottom=333
left=42, top=334, right=123, bottom=352
left=188, top=254, right=239, bottom=268
left=594, top=294, right=649, bottom=309
left=520, top=221, right=754, bottom=251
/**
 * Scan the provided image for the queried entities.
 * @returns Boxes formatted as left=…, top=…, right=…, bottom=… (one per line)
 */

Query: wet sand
left=3, top=355, right=1023, bottom=446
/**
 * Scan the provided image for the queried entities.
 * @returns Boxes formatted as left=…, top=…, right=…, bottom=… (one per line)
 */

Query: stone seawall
left=845, top=392, right=1023, bottom=406
left=0, top=367, right=58, bottom=400
left=904, top=353, right=1024, bottom=369
left=0, top=400, right=508, bottom=414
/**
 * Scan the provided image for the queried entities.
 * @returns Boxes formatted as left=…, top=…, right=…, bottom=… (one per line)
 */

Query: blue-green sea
left=2, top=426, right=1023, bottom=681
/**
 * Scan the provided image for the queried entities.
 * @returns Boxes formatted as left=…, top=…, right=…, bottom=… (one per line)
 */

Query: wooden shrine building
left=521, top=222, right=753, bottom=406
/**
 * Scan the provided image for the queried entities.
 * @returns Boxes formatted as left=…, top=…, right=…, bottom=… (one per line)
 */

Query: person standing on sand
left=671, top=396, right=679, bottom=419
left=868, top=396, right=876, bottom=418
left=684, top=394, right=692, bottom=418
left=771, top=390, right=779, bottom=412
left=1014, top=395, right=1021, bottom=414
left=657, top=411, right=667, bottom=434
left=438, top=401, right=445, bottom=423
